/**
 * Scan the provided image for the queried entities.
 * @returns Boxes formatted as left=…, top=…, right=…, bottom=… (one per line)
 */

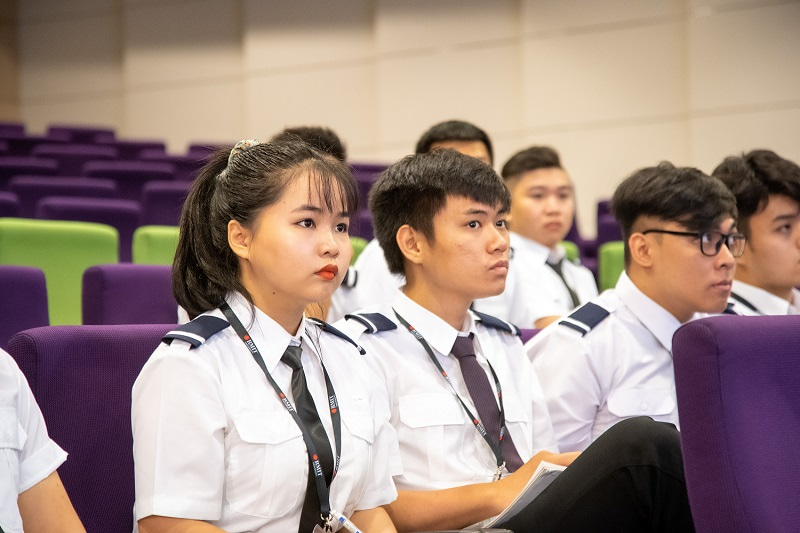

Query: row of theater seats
left=5, top=311, right=799, bottom=532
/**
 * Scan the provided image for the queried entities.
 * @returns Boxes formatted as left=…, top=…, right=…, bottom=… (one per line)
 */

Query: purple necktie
left=451, top=333, right=524, bottom=472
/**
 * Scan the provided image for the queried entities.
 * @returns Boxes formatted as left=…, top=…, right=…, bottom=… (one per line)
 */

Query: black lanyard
left=730, top=292, right=763, bottom=315
left=394, top=310, right=508, bottom=479
left=220, top=303, right=342, bottom=523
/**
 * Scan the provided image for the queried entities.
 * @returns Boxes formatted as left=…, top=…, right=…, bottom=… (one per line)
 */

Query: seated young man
left=474, top=146, right=598, bottom=328
left=527, top=162, right=742, bottom=452
left=328, top=119, right=494, bottom=321
left=338, top=149, right=694, bottom=532
left=712, top=149, right=800, bottom=315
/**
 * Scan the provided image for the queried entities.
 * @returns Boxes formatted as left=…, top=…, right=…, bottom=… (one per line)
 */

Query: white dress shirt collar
left=614, top=271, right=682, bottom=352
left=224, top=291, right=309, bottom=372
left=732, top=280, right=800, bottom=315
left=509, top=231, right=564, bottom=265
left=392, top=290, right=477, bottom=357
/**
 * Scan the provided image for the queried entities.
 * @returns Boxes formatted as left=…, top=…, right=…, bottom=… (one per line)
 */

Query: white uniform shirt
left=526, top=271, right=681, bottom=452
left=337, top=291, right=557, bottom=491
left=132, top=292, right=398, bottom=532
left=728, top=280, right=800, bottom=316
left=474, top=232, right=598, bottom=327
left=1, top=349, right=67, bottom=533
left=328, top=239, right=404, bottom=322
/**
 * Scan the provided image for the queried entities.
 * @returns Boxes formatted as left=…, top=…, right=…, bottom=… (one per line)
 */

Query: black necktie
left=281, top=344, right=334, bottom=532
left=451, top=333, right=524, bottom=472
left=547, top=258, right=581, bottom=308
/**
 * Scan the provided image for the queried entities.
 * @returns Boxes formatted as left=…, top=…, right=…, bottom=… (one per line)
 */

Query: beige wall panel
left=244, top=63, right=374, bottom=155
left=126, top=82, right=243, bottom=153
left=0, top=11, right=18, bottom=107
left=22, top=96, right=123, bottom=134
left=522, top=22, right=688, bottom=128
left=690, top=108, right=800, bottom=173
left=244, top=0, right=372, bottom=70
left=19, top=0, right=116, bottom=21
left=125, top=0, right=241, bottom=85
left=522, top=0, right=684, bottom=33
left=19, top=13, right=122, bottom=101
left=519, top=120, right=690, bottom=237
left=375, top=44, right=522, bottom=151
left=689, top=3, right=800, bottom=110
left=688, top=0, right=789, bottom=10
left=375, top=0, right=518, bottom=53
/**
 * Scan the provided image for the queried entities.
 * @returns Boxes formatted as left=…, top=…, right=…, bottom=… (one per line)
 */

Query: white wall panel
left=522, top=0, right=684, bottom=33
left=244, top=0, right=372, bottom=70
left=522, top=22, right=688, bottom=128
left=689, top=3, right=800, bottom=110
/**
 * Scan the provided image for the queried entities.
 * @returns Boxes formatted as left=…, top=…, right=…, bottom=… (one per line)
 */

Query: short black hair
left=711, top=149, right=800, bottom=237
left=414, top=120, right=493, bottom=165
left=612, top=161, right=737, bottom=265
left=501, top=145, right=562, bottom=180
left=369, top=149, right=510, bottom=275
left=271, top=126, right=347, bottom=162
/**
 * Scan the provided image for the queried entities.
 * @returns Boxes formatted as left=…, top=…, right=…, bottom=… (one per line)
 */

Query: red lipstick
left=316, top=264, right=338, bottom=280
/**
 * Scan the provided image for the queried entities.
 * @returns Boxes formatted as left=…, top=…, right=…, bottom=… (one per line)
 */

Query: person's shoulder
left=471, top=309, right=521, bottom=338
left=307, top=317, right=366, bottom=355
left=547, top=290, right=624, bottom=340
left=162, top=314, right=230, bottom=350
left=336, top=308, right=398, bottom=341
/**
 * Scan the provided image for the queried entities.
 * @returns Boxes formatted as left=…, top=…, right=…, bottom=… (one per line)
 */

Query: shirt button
left=640, top=403, right=648, bottom=411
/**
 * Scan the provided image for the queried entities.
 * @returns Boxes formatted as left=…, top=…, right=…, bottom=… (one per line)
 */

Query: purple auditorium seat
left=0, top=191, right=20, bottom=216
left=82, top=160, right=176, bottom=201
left=46, top=124, right=116, bottom=144
left=36, top=197, right=141, bottom=262
left=0, top=121, right=25, bottom=136
left=8, top=175, right=118, bottom=217
left=82, top=264, right=176, bottom=324
left=187, top=142, right=230, bottom=158
left=98, top=139, right=166, bottom=159
left=350, top=209, right=373, bottom=241
left=0, top=156, right=58, bottom=190
left=0, top=266, right=49, bottom=349
left=673, top=315, right=800, bottom=532
left=139, top=148, right=206, bottom=181
left=350, top=162, right=387, bottom=208
left=0, top=140, right=8, bottom=155
left=140, top=180, right=191, bottom=226
left=595, top=213, right=623, bottom=247
left=31, top=143, right=119, bottom=176
left=6, top=323, right=176, bottom=533
left=0, top=134, right=67, bottom=156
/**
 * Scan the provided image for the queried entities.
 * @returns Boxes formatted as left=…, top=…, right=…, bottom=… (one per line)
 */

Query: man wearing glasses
left=526, top=162, right=743, bottom=452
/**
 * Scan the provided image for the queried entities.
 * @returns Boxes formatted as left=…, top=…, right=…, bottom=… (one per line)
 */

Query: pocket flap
left=607, top=388, right=675, bottom=417
left=232, top=412, right=302, bottom=445
left=399, top=393, right=466, bottom=428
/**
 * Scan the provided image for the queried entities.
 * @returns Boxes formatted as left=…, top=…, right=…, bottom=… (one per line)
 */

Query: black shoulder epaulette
left=558, top=302, right=610, bottom=337
left=341, top=268, right=358, bottom=289
left=722, top=302, right=739, bottom=315
left=163, top=316, right=230, bottom=348
left=473, top=310, right=521, bottom=337
left=307, top=318, right=366, bottom=354
left=344, top=312, right=397, bottom=334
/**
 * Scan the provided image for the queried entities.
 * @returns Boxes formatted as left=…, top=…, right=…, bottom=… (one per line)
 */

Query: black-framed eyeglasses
left=641, top=229, right=747, bottom=258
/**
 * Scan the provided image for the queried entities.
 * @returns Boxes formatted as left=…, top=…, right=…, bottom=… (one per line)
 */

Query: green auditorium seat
left=561, top=240, right=580, bottom=262
left=0, top=218, right=118, bottom=325
left=350, top=236, right=368, bottom=264
left=132, top=225, right=179, bottom=265
left=598, top=240, right=625, bottom=292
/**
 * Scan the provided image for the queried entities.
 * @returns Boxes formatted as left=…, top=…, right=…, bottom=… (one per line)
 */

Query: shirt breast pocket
left=398, top=393, right=467, bottom=479
left=607, top=387, right=676, bottom=418
left=226, top=412, right=305, bottom=519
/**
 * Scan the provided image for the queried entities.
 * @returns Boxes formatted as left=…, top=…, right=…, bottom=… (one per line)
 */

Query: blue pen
left=331, top=510, right=362, bottom=533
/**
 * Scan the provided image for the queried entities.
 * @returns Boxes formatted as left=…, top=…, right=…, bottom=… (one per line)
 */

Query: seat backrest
left=131, top=225, right=179, bottom=265
left=46, top=124, right=116, bottom=143
left=597, top=240, right=624, bottom=291
left=0, top=190, right=20, bottom=217
left=83, top=264, right=176, bottom=324
left=30, top=143, right=119, bottom=176
left=35, top=197, right=141, bottom=262
left=82, top=160, right=176, bottom=200
left=140, top=180, right=191, bottom=226
left=0, top=156, right=59, bottom=190
left=0, top=265, right=49, bottom=349
left=0, top=218, right=118, bottom=324
left=6, top=323, right=175, bottom=533
left=9, top=175, right=118, bottom=217
left=673, top=315, right=800, bottom=533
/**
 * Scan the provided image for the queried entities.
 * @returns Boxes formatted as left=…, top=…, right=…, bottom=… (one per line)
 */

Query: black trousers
left=496, top=417, right=694, bottom=533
